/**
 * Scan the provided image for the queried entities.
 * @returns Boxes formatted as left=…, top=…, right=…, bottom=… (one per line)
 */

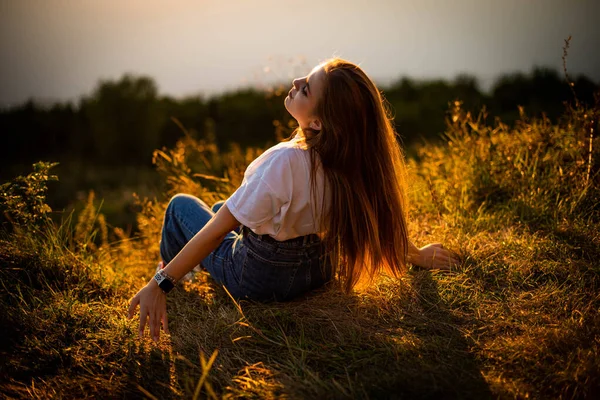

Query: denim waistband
left=242, top=225, right=321, bottom=248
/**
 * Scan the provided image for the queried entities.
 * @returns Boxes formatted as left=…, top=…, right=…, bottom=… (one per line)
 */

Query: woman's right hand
left=416, top=243, right=460, bottom=271
left=128, top=279, right=169, bottom=342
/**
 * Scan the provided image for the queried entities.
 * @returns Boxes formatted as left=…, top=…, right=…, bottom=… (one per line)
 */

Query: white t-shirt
left=225, top=133, right=329, bottom=241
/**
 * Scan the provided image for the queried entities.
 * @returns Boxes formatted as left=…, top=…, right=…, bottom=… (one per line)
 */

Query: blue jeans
left=159, top=193, right=333, bottom=302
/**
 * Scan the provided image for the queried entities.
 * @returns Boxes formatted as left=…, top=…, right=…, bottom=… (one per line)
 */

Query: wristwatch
left=154, top=269, right=176, bottom=294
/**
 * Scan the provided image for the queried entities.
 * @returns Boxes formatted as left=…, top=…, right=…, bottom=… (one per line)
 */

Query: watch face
left=159, top=278, right=175, bottom=293
left=154, top=271, right=175, bottom=293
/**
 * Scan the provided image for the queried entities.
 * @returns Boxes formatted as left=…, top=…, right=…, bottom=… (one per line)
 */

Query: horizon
left=5, top=64, right=596, bottom=111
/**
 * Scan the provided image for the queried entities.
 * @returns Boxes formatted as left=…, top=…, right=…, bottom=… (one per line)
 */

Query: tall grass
left=1, top=91, right=598, bottom=398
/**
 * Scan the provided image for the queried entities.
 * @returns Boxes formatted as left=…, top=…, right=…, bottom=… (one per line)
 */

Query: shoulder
left=246, top=139, right=307, bottom=176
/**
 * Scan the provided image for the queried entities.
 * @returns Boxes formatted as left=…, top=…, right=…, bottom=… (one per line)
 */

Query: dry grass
left=1, top=99, right=599, bottom=399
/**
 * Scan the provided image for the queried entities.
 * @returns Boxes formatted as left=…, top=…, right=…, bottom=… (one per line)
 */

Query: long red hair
left=294, top=57, right=410, bottom=293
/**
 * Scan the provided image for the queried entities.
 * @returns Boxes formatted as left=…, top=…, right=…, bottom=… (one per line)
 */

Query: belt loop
left=302, top=235, right=308, bottom=246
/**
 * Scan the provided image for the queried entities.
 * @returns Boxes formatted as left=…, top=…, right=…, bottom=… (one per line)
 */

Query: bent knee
left=211, top=199, right=226, bottom=213
left=167, top=193, right=212, bottom=214
left=167, top=193, right=195, bottom=211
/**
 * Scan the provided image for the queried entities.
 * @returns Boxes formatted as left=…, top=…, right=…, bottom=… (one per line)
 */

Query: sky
left=0, top=0, right=599, bottom=108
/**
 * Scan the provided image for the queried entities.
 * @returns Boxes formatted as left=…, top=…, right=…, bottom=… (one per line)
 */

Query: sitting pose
left=128, top=57, right=460, bottom=341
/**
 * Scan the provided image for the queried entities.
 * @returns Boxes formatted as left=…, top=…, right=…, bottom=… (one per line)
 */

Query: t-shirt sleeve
left=225, top=150, right=294, bottom=229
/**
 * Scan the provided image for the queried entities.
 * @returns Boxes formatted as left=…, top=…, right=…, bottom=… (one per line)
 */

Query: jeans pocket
left=239, top=248, right=302, bottom=301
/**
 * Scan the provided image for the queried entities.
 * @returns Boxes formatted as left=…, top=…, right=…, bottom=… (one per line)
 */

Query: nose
left=292, top=78, right=302, bottom=89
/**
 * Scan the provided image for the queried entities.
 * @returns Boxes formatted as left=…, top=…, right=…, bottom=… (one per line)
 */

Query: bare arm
left=128, top=203, right=240, bottom=341
left=161, top=203, right=241, bottom=281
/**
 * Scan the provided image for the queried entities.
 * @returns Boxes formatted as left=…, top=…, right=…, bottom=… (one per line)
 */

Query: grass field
left=1, top=99, right=599, bottom=399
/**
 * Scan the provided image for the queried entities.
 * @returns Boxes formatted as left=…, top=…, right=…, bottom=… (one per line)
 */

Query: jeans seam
left=305, top=263, right=311, bottom=287
left=283, top=265, right=299, bottom=300
left=239, top=251, right=249, bottom=292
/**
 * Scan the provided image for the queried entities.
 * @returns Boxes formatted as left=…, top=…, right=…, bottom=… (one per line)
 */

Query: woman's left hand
left=128, top=280, right=169, bottom=342
left=416, top=243, right=460, bottom=271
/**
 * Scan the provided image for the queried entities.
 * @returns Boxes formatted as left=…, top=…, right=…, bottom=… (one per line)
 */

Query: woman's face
left=284, top=63, right=326, bottom=131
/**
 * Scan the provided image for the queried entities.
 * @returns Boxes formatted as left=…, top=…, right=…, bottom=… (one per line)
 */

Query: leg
left=160, top=194, right=245, bottom=296
left=159, top=194, right=239, bottom=264
left=159, top=194, right=246, bottom=294
left=211, top=200, right=226, bottom=213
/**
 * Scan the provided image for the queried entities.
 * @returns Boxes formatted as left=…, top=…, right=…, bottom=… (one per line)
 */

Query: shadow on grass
left=393, top=269, right=492, bottom=399
left=164, top=270, right=494, bottom=399
left=138, top=260, right=494, bottom=399
left=125, top=342, right=176, bottom=399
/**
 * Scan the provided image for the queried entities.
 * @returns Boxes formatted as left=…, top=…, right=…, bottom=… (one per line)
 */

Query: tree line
left=1, top=67, right=597, bottom=180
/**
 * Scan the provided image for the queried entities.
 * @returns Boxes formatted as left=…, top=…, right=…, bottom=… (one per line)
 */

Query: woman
left=128, top=58, right=460, bottom=342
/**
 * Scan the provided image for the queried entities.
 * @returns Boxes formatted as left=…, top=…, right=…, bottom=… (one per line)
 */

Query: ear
left=309, top=119, right=322, bottom=131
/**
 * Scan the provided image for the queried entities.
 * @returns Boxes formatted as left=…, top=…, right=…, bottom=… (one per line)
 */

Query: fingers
left=149, top=300, right=169, bottom=342
left=155, top=314, right=161, bottom=342
left=162, top=304, right=170, bottom=335
left=157, top=313, right=163, bottom=339
left=429, top=248, right=461, bottom=271
left=149, top=310, right=157, bottom=342
left=443, top=253, right=461, bottom=269
left=139, top=306, right=148, bottom=338
left=446, top=249, right=461, bottom=266
left=130, top=285, right=170, bottom=342
left=128, top=295, right=140, bottom=319
left=137, top=307, right=168, bottom=342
